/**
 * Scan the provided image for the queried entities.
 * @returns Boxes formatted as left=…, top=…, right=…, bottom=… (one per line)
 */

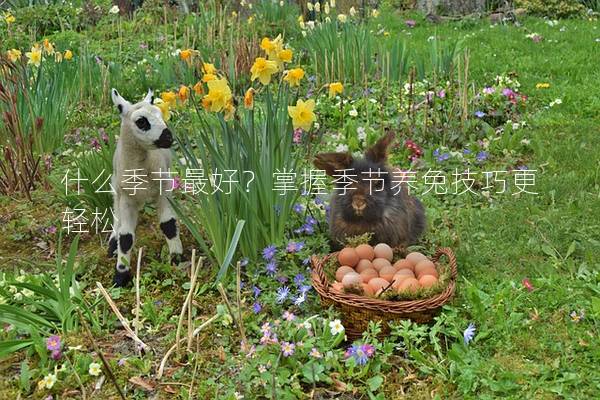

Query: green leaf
left=215, top=220, right=245, bottom=283
left=367, top=375, right=384, bottom=392
left=0, top=340, right=33, bottom=358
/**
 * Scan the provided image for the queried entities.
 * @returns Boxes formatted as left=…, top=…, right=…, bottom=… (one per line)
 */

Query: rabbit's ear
left=314, top=152, right=353, bottom=176
left=365, top=130, right=395, bottom=163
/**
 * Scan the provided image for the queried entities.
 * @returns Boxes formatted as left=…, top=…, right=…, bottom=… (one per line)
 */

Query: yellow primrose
left=4, top=13, right=15, bottom=24
left=64, top=50, right=73, bottom=60
left=42, top=39, right=55, bottom=55
left=277, top=49, right=293, bottom=64
left=7, top=49, right=22, bottom=63
left=244, top=88, right=255, bottom=110
left=180, top=49, right=193, bottom=62
left=89, top=362, right=102, bottom=377
left=202, top=73, right=217, bottom=83
left=25, top=47, right=42, bottom=67
left=203, top=78, right=233, bottom=113
left=192, top=81, right=204, bottom=95
left=178, top=85, right=190, bottom=103
left=250, top=57, right=279, bottom=85
left=202, top=62, right=217, bottom=75
left=328, top=82, right=344, bottom=98
left=155, top=99, right=171, bottom=121
left=160, top=91, right=177, bottom=107
left=284, top=68, right=305, bottom=87
left=288, top=99, right=316, bottom=131
left=535, top=83, right=550, bottom=89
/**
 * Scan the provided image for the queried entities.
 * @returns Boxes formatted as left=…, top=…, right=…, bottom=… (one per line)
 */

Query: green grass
left=1, top=8, right=599, bottom=400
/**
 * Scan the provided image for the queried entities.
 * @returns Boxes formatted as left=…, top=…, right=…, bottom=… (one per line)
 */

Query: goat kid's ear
left=143, top=88, right=154, bottom=104
left=314, top=152, right=353, bottom=176
left=365, top=130, right=395, bottom=163
left=111, top=88, right=131, bottom=116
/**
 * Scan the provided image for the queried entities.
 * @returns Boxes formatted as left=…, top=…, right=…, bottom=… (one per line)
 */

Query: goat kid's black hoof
left=108, top=237, right=118, bottom=258
left=113, top=269, right=133, bottom=287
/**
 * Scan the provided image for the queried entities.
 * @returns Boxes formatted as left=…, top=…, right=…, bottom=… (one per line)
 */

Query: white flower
left=335, top=144, right=348, bottom=152
left=330, top=0, right=335, bottom=7
left=314, top=2, right=320, bottom=12
left=38, top=373, right=57, bottom=389
left=520, top=138, right=530, bottom=145
left=234, top=392, right=244, bottom=400
left=372, top=9, right=380, bottom=18
left=301, top=30, right=307, bottom=37
left=109, top=5, right=119, bottom=14
left=88, top=362, right=102, bottom=376
left=549, top=98, right=562, bottom=107
left=512, top=122, right=520, bottom=130
left=357, top=126, right=366, bottom=141
left=324, top=2, right=330, bottom=14
left=279, top=1, right=284, bottom=6
left=325, top=16, right=331, bottom=23
left=349, top=108, right=358, bottom=117
left=427, top=35, right=436, bottom=42
left=329, top=319, right=344, bottom=335
left=337, top=14, right=347, bottom=23
left=307, top=21, right=315, bottom=29
left=307, top=2, right=313, bottom=11
left=349, top=6, right=356, bottom=17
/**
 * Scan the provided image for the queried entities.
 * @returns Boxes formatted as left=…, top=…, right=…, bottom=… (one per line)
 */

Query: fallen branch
left=134, top=248, right=143, bottom=355
left=175, top=250, right=202, bottom=354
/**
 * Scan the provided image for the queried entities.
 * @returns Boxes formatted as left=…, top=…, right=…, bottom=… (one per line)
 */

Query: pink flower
left=91, top=137, right=101, bottom=151
left=99, top=128, right=109, bottom=144
left=51, top=350, right=61, bottom=360
left=522, top=278, right=534, bottom=292
left=405, top=19, right=416, bottom=28
left=171, top=176, right=182, bottom=191
left=293, top=128, right=303, bottom=144
left=46, top=335, right=61, bottom=351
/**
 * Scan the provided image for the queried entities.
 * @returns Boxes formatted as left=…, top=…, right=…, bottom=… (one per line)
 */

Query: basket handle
left=432, top=247, right=458, bottom=280
left=311, top=254, right=331, bottom=294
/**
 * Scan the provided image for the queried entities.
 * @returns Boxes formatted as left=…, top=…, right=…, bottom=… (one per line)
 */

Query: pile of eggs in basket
left=331, top=243, right=439, bottom=297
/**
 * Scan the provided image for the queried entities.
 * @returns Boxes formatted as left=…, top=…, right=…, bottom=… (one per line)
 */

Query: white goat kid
left=108, top=88, right=183, bottom=287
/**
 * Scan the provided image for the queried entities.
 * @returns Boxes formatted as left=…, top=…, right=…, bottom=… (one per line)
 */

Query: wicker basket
left=311, top=247, right=458, bottom=339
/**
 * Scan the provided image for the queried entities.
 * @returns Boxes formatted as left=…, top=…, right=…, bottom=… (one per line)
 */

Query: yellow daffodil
left=202, top=73, right=217, bottom=83
left=260, top=35, right=283, bottom=60
left=224, top=100, right=236, bottom=121
left=288, top=99, right=316, bottom=131
left=192, top=81, right=204, bottom=95
left=178, top=85, right=190, bottom=103
left=251, top=57, right=279, bottom=85
left=337, top=14, right=347, bottom=23
left=64, top=50, right=73, bottom=60
left=277, top=49, right=293, bottom=64
left=202, top=62, right=217, bottom=75
left=372, top=9, right=380, bottom=18
left=328, top=82, right=344, bottom=98
left=284, top=68, right=305, bottom=87
left=203, top=78, right=233, bottom=113
left=160, top=91, right=177, bottom=107
left=54, top=52, right=63, bottom=63
left=536, top=83, right=550, bottom=89
left=154, top=99, right=171, bottom=121
left=25, top=47, right=42, bottom=67
left=7, top=49, right=21, bottom=63
left=4, top=13, right=15, bottom=24
left=180, top=49, right=193, bottom=62
left=244, top=88, right=255, bottom=110
left=42, top=39, right=55, bottom=55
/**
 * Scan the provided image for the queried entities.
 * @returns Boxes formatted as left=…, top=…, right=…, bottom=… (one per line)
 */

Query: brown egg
left=394, top=269, right=415, bottom=279
left=379, top=266, right=397, bottom=282
left=406, top=252, right=428, bottom=266
left=416, top=267, right=438, bottom=279
left=396, top=277, right=420, bottom=293
left=391, top=271, right=414, bottom=289
left=419, top=275, right=438, bottom=289
left=361, top=283, right=375, bottom=296
left=373, top=243, right=393, bottom=261
left=394, top=259, right=414, bottom=271
left=338, top=248, right=359, bottom=267
left=331, top=281, right=344, bottom=293
left=355, top=259, right=373, bottom=273
left=371, top=258, right=391, bottom=271
left=342, top=272, right=362, bottom=288
left=336, top=266, right=355, bottom=282
left=355, top=244, right=375, bottom=261
left=368, top=277, right=390, bottom=293
left=360, top=268, right=379, bottom=283
left=414, top=260, right=436, bottom=276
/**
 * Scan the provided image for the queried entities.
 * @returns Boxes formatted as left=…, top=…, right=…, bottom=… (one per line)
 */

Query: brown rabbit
left=314, top=131, right=426, bottom=248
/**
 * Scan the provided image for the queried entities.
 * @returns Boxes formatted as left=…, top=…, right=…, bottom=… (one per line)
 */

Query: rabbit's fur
left=314, top=131, right=426, bottom=248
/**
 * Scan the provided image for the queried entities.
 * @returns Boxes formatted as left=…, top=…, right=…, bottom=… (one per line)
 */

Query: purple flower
left=253, top=285, right=261, bottom=298
left=277, top=275, right=289, bottom=284
left=463, top=149, right=472, bottom=155
left=99, top=128, right=109, bottom=144
left=262, top=245, right=277, bottom=261
left=265, top=260, right=277, bottom=276
left=286, top=241, right=305, bottom=253
left=517, top=165, right=528, bottom=170
left=345, top=344, right=369, bottom=365
left=303, top=224, right=314, bottom=235
left=293, top=203, right=303, bottom=213
left=46, top=225, right=57, bottom=235
left=91, top=137, right=101, bottom=151
left=293, top=128, right=303, bottom=144
left=502, top=88, right=515, bottom=97
left=314, top=196, right=324, bottom=206
left=361, top=344, right=375, bottom=357
left=281, top=341, right=295, bottom=357
left=483, top=86, right=495, bottom=95
left=435, top=151, right=450, bottom=162
left=302, top=257, right=311, bottom=266
left=305, top=216, right=317, bottom=225
left=474, top=111, right=486, bottom=118
left=46, top=335, right=61, bottom=352
left=252, top=302, right=262, bottom=314
left=299, top=284, right=312, bottom=294
left=118, top=358, right=127, bottom=366
left=51, top=350, right=61, bottom=360
left=276, top=286, right=290, bottom=303
left=139, top=42, right=148, bottom=50
left=405, top=19, right=416, bottom=28
left=476, top=151, right=488, bottom=162
left=283, top=311, right=296, bottom=321
left=437, top=89, right=446, bottom=98
left=463, top=323, right=476, bottom=345
left=294, top=273, right=305, bottom=286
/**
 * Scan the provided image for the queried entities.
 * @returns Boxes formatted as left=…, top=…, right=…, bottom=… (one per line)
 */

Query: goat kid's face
left=111, top=88, right=173, bottom=150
